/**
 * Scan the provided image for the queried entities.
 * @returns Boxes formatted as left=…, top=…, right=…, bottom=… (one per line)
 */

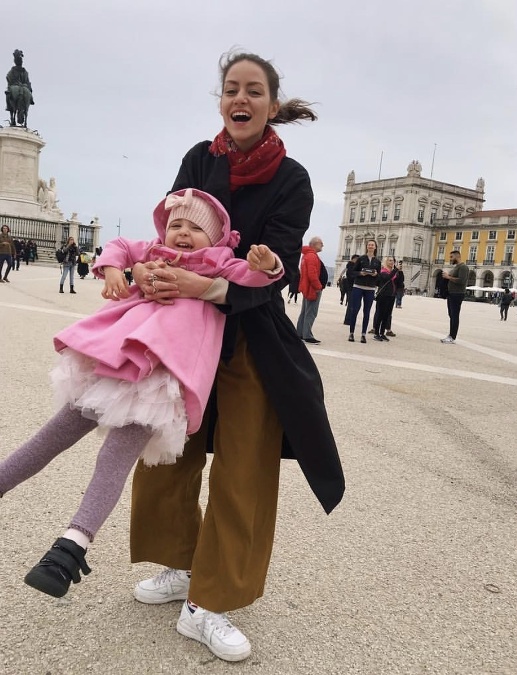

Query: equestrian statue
left=5, top=49, right=34, bottom=128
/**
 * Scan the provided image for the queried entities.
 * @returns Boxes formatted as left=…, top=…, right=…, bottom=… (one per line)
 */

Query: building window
left=394, top=205, right=401, bottom=221
left=504, top=245, right=514, bottom=263
left=439, top=232, right=447, bottom=241
left=370, top=208, right=377, bottom=222
left=488, top=231, right=497, bottom=240
left=413, top=242, right=421, bottom=259
left=382, top=205, right=388, bottom=221
left=508, top=230, right=515, bottom=240
left=471, top=230, right=479, bottom=240
left=418, top=207, right=424, bottom=223
left=389, top=246, right=396, bottom=256
left=443, top=209, right=450, bottom=220
left=430, top=208, right=437, bottom=223
left=378, top=242, right=384, bottom=258
left=485, top=245, right=495, bottom=262
left=360, top=207, right=366, bottom=223
left=468, top=245, right=477, bottom=262
left=437, top=246, right=445, bottom=261
left=349, top=208, right=355, bottom=223
left=345, top=247, right=351, bottom=259
left=455, top=231, right=463, bottom=241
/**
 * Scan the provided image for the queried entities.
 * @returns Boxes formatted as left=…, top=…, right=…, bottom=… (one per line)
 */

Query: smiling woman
left=122, top=50, right=344, bottom=663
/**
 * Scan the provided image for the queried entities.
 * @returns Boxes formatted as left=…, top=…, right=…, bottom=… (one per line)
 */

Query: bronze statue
left=5, top=49, right=34, bottom=127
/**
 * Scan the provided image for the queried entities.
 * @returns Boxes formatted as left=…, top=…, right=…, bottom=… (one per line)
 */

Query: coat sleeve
left=92, top=237, right=156, bottom=276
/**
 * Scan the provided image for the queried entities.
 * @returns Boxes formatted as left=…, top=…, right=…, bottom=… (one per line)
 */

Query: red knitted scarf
left=209, top=125, right=286, bottom=191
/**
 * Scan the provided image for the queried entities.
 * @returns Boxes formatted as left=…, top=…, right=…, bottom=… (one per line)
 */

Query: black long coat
left=171, top=141, right=345, bottom=514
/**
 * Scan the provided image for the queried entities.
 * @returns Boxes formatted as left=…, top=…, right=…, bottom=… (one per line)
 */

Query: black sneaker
left=24, top=537, right=91, bottom=598
left=348, top=334, right=355, bottom=342
left=304, top=337, right=321, bottom=344
left=360, top=335, right=367, bottom=344
left=380, top=335, right=390, bottom=342
left=373, top=335, right=383, bottom=342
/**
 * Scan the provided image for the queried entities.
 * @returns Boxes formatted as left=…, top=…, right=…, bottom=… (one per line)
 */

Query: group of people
left=0, top=51, right=345, bottom=663
left=0, top=225, right=38, bottom=282
left=294, top=239, right=473, bottom=346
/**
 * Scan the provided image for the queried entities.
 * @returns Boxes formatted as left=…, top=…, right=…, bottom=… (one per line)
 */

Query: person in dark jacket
left=287, top=268, right=300, bottom=303
left=372, top=257, right=399, bottom=341
left=59, top=237, right=79, bottom=294
left=343, top=254, right=359, bottom=323
left=347, top=240, right=381, bottom=343
left=120, top=51, right=344, bottom=663
left=499, top=288, right=513, bottom=321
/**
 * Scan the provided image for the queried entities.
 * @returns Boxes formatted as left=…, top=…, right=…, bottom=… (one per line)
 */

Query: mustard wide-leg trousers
left=130, top=332, right=283, bottom=612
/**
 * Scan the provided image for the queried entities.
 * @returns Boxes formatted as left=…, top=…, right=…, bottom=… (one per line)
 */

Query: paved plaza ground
left=0, top=265, right=516, bottom=674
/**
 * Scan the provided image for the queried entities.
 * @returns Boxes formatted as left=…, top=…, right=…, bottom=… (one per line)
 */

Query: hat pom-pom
left=228, top=230, right=240, bottom=249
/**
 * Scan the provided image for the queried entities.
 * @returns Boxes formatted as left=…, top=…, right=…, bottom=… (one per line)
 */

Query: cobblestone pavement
left=1, top=267, right=516, bottom=674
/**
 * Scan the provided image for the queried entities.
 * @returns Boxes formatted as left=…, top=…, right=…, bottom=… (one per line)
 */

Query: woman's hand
left=133, top=260, right=213, bottom=305
left=101, top=267, right=130, bottom=300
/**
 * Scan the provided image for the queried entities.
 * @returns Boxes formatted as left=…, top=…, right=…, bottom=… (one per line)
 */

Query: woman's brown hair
left=219, top=51, right=318, bottom=125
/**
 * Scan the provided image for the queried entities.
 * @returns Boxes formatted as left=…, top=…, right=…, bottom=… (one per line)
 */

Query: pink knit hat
left=163, top=188, right=222, bottom=245
left=153, top=188, right=240, bottom=249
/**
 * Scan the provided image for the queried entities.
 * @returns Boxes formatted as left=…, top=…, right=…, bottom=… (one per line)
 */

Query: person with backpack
left=59, top=237, right=79, bottom=294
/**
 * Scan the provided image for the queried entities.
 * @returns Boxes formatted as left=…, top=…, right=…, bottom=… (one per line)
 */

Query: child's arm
left=101, top=266, right=131, bottom=300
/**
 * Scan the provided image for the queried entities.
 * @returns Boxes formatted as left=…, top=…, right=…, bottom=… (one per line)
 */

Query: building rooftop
left=467, top=209, right=517, bottom=218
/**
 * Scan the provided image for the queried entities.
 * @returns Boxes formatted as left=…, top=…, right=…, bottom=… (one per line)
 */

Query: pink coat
left=54, top=207, right=282, bottom=435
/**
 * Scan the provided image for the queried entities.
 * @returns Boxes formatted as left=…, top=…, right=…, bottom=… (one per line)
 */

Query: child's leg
left=0, top=406, right=96, bottom=496
left=68, top=423, right=152, bottom=542
left=23, top=423, right=152, bottom=599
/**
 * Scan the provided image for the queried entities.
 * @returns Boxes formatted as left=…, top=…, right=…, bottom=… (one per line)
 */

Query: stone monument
left=1, top=49, right=101, bottom=255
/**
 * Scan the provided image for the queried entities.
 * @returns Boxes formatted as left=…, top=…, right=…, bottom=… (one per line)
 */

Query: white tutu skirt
left=51, top=349, right=188, bottom=466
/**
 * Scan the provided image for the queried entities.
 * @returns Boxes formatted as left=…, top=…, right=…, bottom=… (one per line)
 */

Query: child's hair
left=218, top=50, right=318, bottom=125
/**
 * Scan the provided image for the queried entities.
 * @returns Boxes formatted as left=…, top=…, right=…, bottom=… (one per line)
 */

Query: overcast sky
left=3, top=0, right=516, bottom=265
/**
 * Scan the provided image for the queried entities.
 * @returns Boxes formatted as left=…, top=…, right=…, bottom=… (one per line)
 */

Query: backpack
left=55, top=248, right=66, bottom=263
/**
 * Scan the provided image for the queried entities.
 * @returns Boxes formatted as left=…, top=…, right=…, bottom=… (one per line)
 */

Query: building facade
left=334, top=160, right=485, bottom=293
left=432, top=209, right=517, bottom=293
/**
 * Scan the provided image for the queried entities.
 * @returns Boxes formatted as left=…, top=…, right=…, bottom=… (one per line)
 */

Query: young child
left=0, top=188, right=282, bottom=599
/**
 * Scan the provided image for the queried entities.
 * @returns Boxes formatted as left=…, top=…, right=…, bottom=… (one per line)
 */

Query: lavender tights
left=0, top=405, right=152, bottom=540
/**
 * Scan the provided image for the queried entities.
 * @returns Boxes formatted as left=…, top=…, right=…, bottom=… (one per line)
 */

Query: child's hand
left=101, top=267, right=130, bottom=300
left=247, top=244, right=276, bottom=272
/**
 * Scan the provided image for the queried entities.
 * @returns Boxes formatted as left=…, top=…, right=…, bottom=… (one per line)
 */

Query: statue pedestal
left=0, top=126, right=45, bottom=218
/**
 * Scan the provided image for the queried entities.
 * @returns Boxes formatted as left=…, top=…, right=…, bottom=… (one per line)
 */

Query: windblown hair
left=219, top=50, right=318, bottom=125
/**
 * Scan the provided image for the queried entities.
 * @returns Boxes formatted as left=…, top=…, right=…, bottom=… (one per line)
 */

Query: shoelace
left=153, top=568, right=181, bottom=588
left=203, top=611, right=236, bottom=637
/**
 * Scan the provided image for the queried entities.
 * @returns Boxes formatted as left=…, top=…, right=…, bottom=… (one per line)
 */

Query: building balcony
left=482, top=259, right=495, bottom=265
left=499, top=260, right=514, bottom=266
left=434, top=258, right=445, bottom=264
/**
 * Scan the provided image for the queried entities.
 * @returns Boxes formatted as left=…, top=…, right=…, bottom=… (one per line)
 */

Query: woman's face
left=385, top=257, right=394, bottom=269
left=1, top=226, right=8, bottom=234
left=220, top=59, right=280, bottom=152
left=68, top=237, right=75, bottom=245
left=366, top=240, right=376, bottom=255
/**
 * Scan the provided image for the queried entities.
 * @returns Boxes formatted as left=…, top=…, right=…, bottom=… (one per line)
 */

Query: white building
left=334, top=160, right=485, bottom=292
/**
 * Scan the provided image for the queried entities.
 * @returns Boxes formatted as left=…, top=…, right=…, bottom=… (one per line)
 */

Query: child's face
left=165, top=218, right=212, bottom=252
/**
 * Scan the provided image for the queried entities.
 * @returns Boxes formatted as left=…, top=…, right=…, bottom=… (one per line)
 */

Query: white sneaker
left=176, top=600, right=251, bottom=662
left=440, top=335, right=456, bottom=344
left=133, top=568, right=190, bottom=604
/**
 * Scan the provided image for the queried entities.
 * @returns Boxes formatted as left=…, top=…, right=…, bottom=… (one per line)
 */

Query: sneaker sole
left=133, top=586, right=188, bottom=604
left=176, top=620, right=251, bottom=662
left=24, top=569, right=69, bottom=598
